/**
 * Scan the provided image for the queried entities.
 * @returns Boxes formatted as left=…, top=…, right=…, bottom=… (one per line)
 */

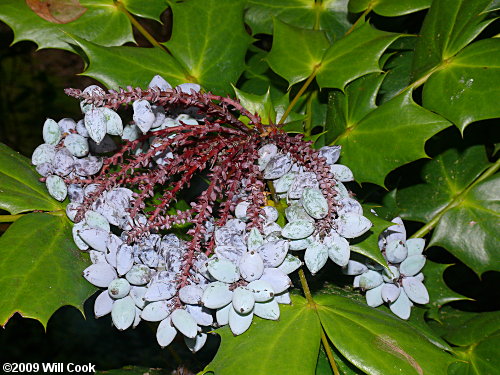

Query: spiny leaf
left=316, top=22, right=401, bottom=90
left=448, top=333, right=500, bottom=375
left=349, top=0, right=431, bottom=17
left=233, top=87, right=306, bottom=126
left=411, top=0, right=496, bottom=80
left=429, top=174, right=500, bottom=275
left=0, top=0, right=134, bottom=50
left=315, top=294, right=455, bottom=375
left=0, top=143, right=64, bottom=214
left=326, top=76, right=450, bottom=186
left=433, top=310, right=500, bottom=375
left=443, top=311, right=500, bottom=347
left=203, top=295, right=321, bottom=375
left=397, top=145, right=499, bottom=275
left=121, top=0, right=168, bottom=22
left=164, top=0, right=252, bottom=95
left=422, top=39, right=500, bottom=132
left=245, top=0, right=352, bottom=41
left=267, top=19, right=330, bottom=86
left=69, top=37, right=188, bottom=90
left=0, top=213, right=95, bottom=328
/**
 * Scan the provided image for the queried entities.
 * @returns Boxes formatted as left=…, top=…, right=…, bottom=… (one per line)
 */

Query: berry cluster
left=31, top=75, right=427, bottom=352
left=349, top=217, right=429, bottom=319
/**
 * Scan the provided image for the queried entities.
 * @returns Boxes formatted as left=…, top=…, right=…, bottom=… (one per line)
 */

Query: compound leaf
left=245, top=0, right=352, bottom=41
left=316, top=22, right=401, bottom=90
left=0, top=0, right=133, bottom=51
left=411, top=0, right=496, bottom=80
left=203, top=295, right=321, bottom=375
left=121, top=0, right=168, bottom=22
left=397, top=145, right=499, bottom=275
left=0, top=143, right=64, bottom=214
left=165, top=0, right=252, bottom=94
left=329, top=83, right=450, bottom=186
left=0, top=213, right=95, bottom=328
left=422, top=39, right=500, bottom=132
left=267, top=19, right=330, bottom=86
left=70, top=37, right=188, bottom=90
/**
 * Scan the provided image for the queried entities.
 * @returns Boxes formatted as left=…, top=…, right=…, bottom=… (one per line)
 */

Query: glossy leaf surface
left=0, top=0, right=133, bottom=50
left=422, top=39, right=500, bottom=131
left=349, top=0, right=431, bottom=17
left=0, top=143, right=64, bottom=214
left=398, top=146, right=499, bottom=274
left=411, top=0, right=495, bottom=79
left=267, top=19, right=330, bottom=86
left=0, top=213, right=95, bottom=327
left=326, top=81, right=450, bottom=186
left=203, top=296, right=321, bottom=375
left=244, top=0, right=351, bottom=41
left=165, top=0, right=252, bottom=94
left=316, top=294, right=455, bottom=375
left=71, top=38, right=187, bottom=90
left=316, top=22, right=400, bottom=90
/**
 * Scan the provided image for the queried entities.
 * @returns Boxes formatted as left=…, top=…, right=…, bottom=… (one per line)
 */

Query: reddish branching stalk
left=64, top=86, right=341, bottom=288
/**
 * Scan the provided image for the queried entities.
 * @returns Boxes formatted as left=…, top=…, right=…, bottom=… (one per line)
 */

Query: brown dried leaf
left=26, top=0, right=87, bottom=24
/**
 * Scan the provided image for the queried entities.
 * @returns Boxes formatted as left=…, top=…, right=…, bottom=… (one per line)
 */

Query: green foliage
left=397, top=145, right=500, bottom=275
left=0, top=0, right=134, bottom=50
left=316, top=294, right=455, bottom=375
left=434, top=310, right=500, bottom=375
left=204, top=296, right=321, bottom=375
left=0, top=143, right=64, bottom=214
left=0, top=0, right=499, bottom=373
left=0, top=213, right=95, bottom=328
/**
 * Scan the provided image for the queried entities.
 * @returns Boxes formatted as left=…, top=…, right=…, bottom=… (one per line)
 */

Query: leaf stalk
left=0, top=214, right=24, bottom=223
left=411, top=157, right=500, bottom=238
left=279, top=67, right=319, bottom=125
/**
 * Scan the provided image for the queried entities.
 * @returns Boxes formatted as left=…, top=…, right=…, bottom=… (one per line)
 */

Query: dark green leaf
left=0, top=213, right=95, bottom=328
left=245, top=0, right=352, bottom=41
left=379, top=50, right=414, bottom=104
left=422, top=261, right=471, bottom=317
left=429, top=173, right=499, bottom=273
left=349, top=0, right=431, bottom=17
left=397, top=146, right=499, bottom=275
left=398, top=146, right=490, bottom=222
left=449, top=334, right=500, bottom=375
left=0, top=0, right=134, bottom=50
left=267, top=19, right=330, bottom=86
left=316, top=344, right=364, bottom=375
left=331, top=88, right=450, bottom=186
left=316, top=294, right=455, bottom=375
left=70, top=37, right=188, bottom=90
left=434, top=310, right=500, bottom=375
left=233, top=87, right=276, bottom=125
left=121, top=0, right=168, bottom=22
left=165, top=0, right=252, bottom=94
left=316, top=22, right=401, bottom=90
left=350, top=206, right=392, bottom=269
left=422, top=39, right=500, bottom=132
left=0, top=143, right=64, bottom=214
left=324, top=73, right=384, bottom=145
left=233, top=87, right=305, bottom=125
left=203, top=295, right=321, bottom=375
left=444, top=311, right=500, bottom=347
left=411, top=0, right=495, bottom=80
